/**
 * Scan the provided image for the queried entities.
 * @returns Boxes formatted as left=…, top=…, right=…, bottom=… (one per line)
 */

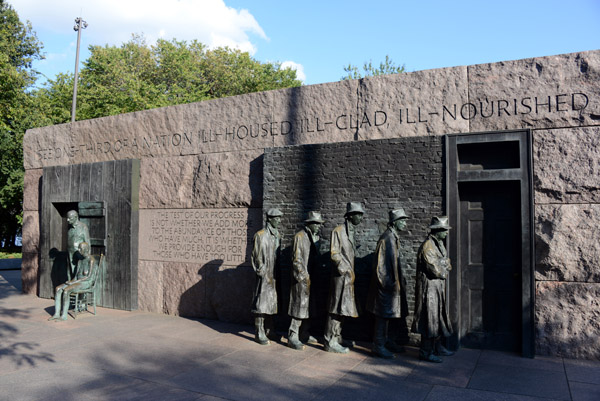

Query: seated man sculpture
left=49, top=242, right=98, bottom=321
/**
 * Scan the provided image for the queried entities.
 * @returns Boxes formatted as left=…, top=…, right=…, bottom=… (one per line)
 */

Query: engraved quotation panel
left=139, top=208, right=262, bottom=265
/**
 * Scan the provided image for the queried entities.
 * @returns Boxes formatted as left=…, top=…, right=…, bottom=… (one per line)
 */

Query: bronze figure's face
left=348, top=213, right=363, bottom=226
left=307, top=222, right=321, bottom=235
left=67, top=211, right=78, bottom=225
left=393, top=218, right=407, bottom=232
left=269, top=216, right=281, bottom=229
left=434, top=229, right=448, bottom=240
left=78, top=242, right=90, bottom=257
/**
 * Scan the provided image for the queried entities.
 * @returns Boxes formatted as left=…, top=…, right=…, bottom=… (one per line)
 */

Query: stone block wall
left=532, top=127, right=600, bottom=359
left=21, top=50, right=600, bottom=358
left=135, top=150, right=264, bottom=323
left=263, top=137, right=443, bottom=340
left=21, top=168, right=42, bottom=295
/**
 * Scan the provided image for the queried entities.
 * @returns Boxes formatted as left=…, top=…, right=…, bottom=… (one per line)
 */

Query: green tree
left=38, top=35, right=302, bottom=122
left=342, top=55, right=405, bottom=80
left=0, top=0, right=44, bottom=247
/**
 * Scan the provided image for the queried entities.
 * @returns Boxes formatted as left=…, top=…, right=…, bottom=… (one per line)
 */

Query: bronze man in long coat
left=366, top=208, right=409, bottom=358
left=412, top=216, right=455, bottom=362
left=287, top=211, right=325, bottom=350
left=251, top=208, right=282, bottom=345
left=324, top=202, right=365, bottom=354
left=66, top=210, right=90, bottom=281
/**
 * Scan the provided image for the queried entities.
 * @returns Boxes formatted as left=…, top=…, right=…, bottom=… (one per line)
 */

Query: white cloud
left=281, top=61, right=306, bottom=82
left=10, top=0, right=267, bottom=54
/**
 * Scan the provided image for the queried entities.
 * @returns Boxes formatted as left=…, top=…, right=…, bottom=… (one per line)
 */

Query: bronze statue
left=49, top=242, right=98, bottom=321
left=366, top=208, right=409, bottom=358
left=251, top=208, right=282, bottom=345
left=412, top=216, right=455, bottom=362
left=66, top=210, right=90, bottom=281
left=324, top=202, right=365, bottom=353
left=287, top=211, right=325, bottom=350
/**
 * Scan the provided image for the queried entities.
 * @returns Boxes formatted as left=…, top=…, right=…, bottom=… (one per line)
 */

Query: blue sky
left=9, top=0, right=600, bottom=86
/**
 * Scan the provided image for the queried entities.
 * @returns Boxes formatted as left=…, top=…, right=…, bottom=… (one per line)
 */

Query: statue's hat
left=389, top=208, right=409, bottom=223
left=345, top=202, right=365, bottom=216
left=429, top=216, right=451, bottom=230
left=266, top=208, right=283, bottom=217
left=305, top=211, right=325, bottom=224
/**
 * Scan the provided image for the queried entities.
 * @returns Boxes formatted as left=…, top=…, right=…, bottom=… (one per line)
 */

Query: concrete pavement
left=0, top=258, right=21, bottom=270
left=1, top=269, right=599, bottom=401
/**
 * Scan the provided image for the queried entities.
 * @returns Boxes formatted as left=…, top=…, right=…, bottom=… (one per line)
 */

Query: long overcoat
left=411, top=234, right=453, bottom=338
left=250, top=224, right=280, bottom=315
left=288, top=228, right=319, bottom=319
left=328, top=221, right=358, bottom=318
left=366, top=227, right=406, bottom=318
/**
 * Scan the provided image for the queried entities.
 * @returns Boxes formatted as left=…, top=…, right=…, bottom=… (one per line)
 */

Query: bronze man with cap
left=366, top=208, right=409, bottom=358
left=251, top=208, right=283, bottom=345
left=324, top=201, right=365, bottom=353
left=412, top=216, right=455, bottom=362
left=287, top=211, right=325, bottom=350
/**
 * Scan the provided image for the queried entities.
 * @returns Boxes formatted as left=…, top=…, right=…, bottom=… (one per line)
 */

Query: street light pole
left=71, top=17, right=88, bottom=123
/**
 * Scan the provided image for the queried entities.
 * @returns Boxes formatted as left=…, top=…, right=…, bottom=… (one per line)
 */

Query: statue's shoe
left=301, top=335, right=319, bottom=345
left=324, top=342, right=349, bottom=354
left=420, top=353, right=443, bottom=363
left=385, top=341, right=406, bottom=353
left=287, top=337, right=305, bottom=351
left=266, top=330, right=281, bottom=342
left=372, top=345, right=395, bottom=359
left=435, top=344, right=455, bottom=356
left=255, top=334, right=270, bottom=345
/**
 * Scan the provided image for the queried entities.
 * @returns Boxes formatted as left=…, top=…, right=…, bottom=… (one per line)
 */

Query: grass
left=0, top=248, right=22, bottom=259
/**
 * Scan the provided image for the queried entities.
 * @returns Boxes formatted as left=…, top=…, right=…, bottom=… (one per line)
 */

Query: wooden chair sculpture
left=70, top=254, right=104, bottom=318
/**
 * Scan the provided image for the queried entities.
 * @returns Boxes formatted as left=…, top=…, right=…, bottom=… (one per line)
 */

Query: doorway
left=458, top=181, right=521, bottom=351
left=446, top=131, right=534, bottom=357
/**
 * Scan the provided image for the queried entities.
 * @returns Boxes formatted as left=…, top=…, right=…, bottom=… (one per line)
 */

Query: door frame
left=445, top=130, right=535, bottom=358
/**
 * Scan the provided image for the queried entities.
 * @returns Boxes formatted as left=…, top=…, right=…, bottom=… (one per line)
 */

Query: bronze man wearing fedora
left=324, top=201, right=365, bottom=353
left=287, top=211, right=325, bottom=350
left=366, top=208, right=409, bottom=358
left=251, top=208, right=283, bottom=345
left=412, top=216, right=455, bottom=362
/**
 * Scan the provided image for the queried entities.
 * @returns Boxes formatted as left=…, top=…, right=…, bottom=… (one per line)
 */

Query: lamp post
left=71, top=17, right=88, bottom=123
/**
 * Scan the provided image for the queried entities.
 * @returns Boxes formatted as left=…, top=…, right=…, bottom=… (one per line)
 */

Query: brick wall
left=263, top=136, right=444, bottom=341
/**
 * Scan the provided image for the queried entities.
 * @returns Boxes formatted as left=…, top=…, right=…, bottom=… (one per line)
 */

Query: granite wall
left=22, top=50, right=600, bottom=358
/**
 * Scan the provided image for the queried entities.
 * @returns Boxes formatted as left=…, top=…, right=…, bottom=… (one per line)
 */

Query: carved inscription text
left=139, top=208, right=262, bottom=265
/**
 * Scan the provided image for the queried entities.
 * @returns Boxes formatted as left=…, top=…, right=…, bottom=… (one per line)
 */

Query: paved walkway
left=0, top=270, right=598, bottom=401
left=0, top=258, right=21, bottom=270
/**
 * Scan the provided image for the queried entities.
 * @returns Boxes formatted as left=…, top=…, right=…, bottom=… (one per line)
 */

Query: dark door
left=458, top=180, right=521, bottom=351
left=41, top=159, right=139, bottom=310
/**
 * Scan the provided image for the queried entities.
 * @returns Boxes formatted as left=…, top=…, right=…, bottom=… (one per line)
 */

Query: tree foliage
left=0, top=0, right=44, bottom=246
left=341, top=55, right=405, bottom=80
left=37, top=35, right=302, bottom=122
